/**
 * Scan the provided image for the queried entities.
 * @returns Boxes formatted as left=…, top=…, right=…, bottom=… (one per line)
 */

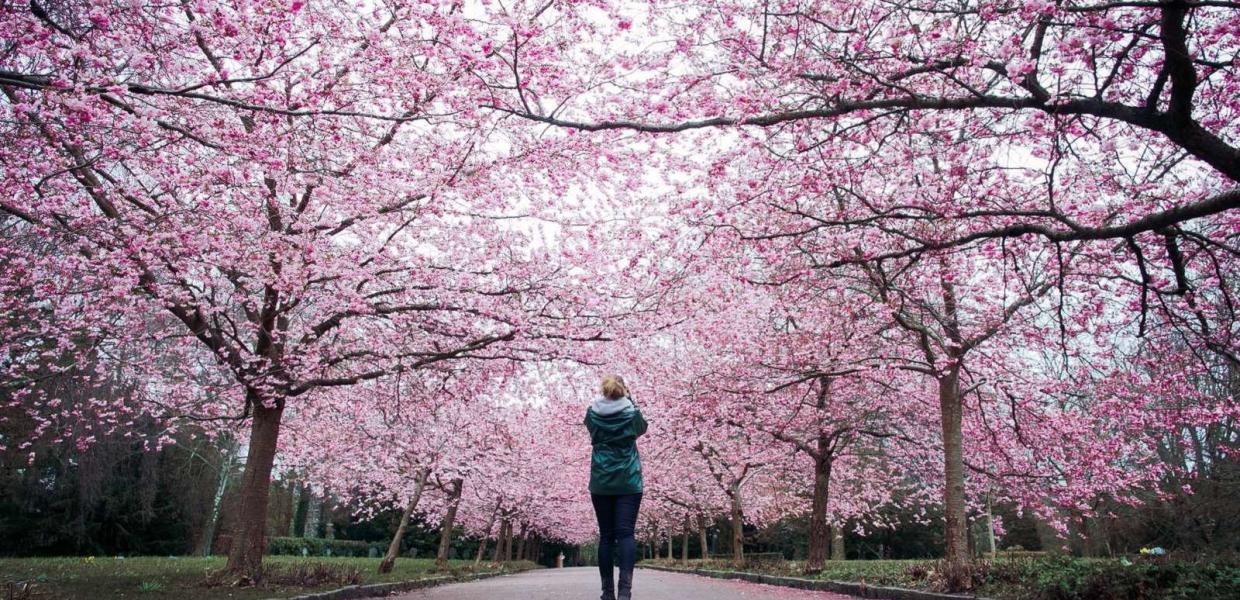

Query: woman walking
left=586, top=375, right=648, bottom=600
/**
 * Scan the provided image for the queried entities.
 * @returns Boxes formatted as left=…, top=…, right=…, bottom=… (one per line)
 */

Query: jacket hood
left=590, top=396, right=634, bottom=417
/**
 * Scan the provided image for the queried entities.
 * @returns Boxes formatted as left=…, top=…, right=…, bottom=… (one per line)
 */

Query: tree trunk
left=286, top=482, right=301, bottom=537
left=498, top=520, right=508, bottom=561
left=225, top=397, right=284, bottom=579
left=496, top=518, right=512, bottom=561
left=649, top=521, right=658, bottom=562
left=698, top=514, right=709, bottom=560
left=476, top=501, right=501, bottom=565
left=681, top=516, right=690, bottom=564
left=379, top=468, right=430, bottom=574
left=200, top=440, right=236, bottom=556
left=475, top=539, right=488, bottom=565
left=729, top=485, right=744, bottom=566
left=830, top=523, right=845, bottom=560
left=504, top=519, right=514, bottom=561
left=666, top=535, right=673, bottom=560
left=806, top=439, right=833, bottom=571
left=491, top=520, right=500, bottom=562
left=435, top=478, right=464, bottom=567
left=983, top=489, right=997, bottom=558
left=492, top=518, right=506, bottom=562
left=304, top=494, right=322, bottom=539
left=939, top=364, right=968, bottom=564
left=516, top=522, right=528, bottom=562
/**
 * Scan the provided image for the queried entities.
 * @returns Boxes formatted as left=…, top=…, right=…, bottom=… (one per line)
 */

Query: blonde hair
left=600, top=374, right=629, bottom=400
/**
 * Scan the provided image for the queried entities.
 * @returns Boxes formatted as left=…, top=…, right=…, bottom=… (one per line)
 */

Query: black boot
left=600, top=574, right=615, bottom=600
left=617, top=569, right=633, bottom=600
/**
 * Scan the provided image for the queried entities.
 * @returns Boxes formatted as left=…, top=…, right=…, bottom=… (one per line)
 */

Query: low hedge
left=987, top=556, right=1240, bottom=600
left=268, top=536, right=385, bottom=558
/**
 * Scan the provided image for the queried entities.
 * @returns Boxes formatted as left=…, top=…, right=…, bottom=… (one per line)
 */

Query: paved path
left=393, top=567, right=856, bottom=600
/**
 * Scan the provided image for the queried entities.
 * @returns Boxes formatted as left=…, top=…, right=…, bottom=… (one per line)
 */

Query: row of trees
left=1, top=0, right=660, bottom=576
left=495, top=0, right=1240, bottom=568
left=2, top=0, right=1237, bottom=579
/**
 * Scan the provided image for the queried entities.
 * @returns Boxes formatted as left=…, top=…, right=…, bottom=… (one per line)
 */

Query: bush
left=662, top=553, right=1240, bottom=599
left=998, top=550, right=1051, bottom=560
left=267, top=537, right=383, bottom=558
left=989, top=556, right=1240, bottom=600
left=903, top=559, right=992, bottom=593
left=903, top=561, right=931, bottom=581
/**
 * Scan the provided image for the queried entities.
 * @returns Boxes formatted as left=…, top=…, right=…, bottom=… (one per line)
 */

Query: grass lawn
left=0, top=556, right=536, bottom=600
left=644, top=557, right=927, bottom=587
left=644, top=556, right=1240, bottom=599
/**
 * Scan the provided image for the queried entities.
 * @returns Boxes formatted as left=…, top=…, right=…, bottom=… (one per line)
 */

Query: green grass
left=645, top=555, right=1240, bottom=599
left=0, top=556, right=536, bottom=600
left=646, top=557, right=926, bottom=587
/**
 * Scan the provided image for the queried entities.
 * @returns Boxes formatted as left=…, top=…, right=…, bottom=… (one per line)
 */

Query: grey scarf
left=590, top=396, right=633, bottom=416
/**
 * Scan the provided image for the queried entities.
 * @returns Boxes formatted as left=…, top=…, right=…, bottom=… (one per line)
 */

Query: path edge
left=273, top=566, right=536, bottom=600
left=639, top=564, right=993, bottom=600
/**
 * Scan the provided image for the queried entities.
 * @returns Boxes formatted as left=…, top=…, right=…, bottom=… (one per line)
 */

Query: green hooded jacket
left=585, top=398, right=648, bottom=495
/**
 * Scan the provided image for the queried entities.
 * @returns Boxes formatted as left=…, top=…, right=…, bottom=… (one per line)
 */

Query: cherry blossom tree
left=506, top=0, right=1239, bottom=241
left=0, top=0, right=640, bottom=577
left=278, top=366, right=501, bottom=573
left=483, top=0, right=1240, bottom=563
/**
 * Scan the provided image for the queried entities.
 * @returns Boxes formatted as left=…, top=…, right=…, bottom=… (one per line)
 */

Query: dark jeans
left=591, top=493, right=642, bottom=586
